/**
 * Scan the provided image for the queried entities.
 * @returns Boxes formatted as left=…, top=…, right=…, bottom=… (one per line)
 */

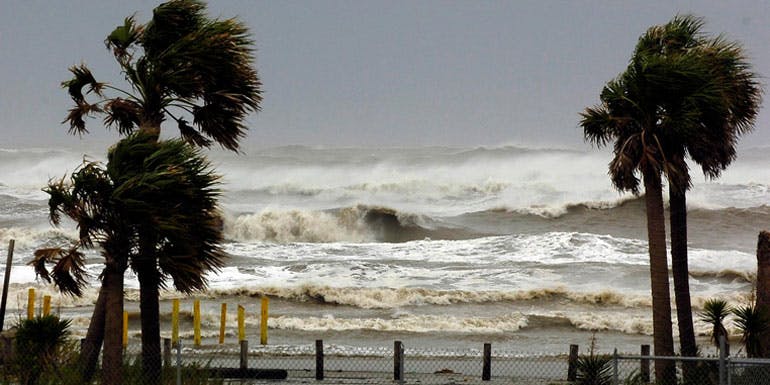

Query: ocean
left=0, top=144, right=767, bottom=355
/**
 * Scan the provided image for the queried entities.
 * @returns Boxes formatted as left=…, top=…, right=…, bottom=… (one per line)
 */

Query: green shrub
left=13, top=315, right=77, bottom=385
left=575, top=353, right=612, bottom=385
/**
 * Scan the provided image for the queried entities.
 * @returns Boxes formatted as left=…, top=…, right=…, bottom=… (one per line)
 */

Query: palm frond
left=30, top=247, right=88, bottom=297
left=61, top=64, right=104, bottom=103
left=103, top=98, right=141, bottom=135
left=106, top=16, right=143, bottom=63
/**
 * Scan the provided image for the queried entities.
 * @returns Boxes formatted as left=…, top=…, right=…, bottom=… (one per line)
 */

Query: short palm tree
left=699, top=298, right=732, bottom=353
left=59, top=0, right=261, bottom=382
left=14, top=315, right=72, bottom=385
left=33, top=133, right=225, bottom=385
left=34, top=162, right=131, bottom=384
left=732, top=305, right=770, bottom=358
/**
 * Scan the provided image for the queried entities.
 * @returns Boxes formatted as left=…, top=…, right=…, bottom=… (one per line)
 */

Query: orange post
left=260, top=296, right=269, bottom=345
left=238, top=305, right=245, bottom=341
left=172, top=299, right=180, bottom=344
left=27, top=288, right=35, bottom=320
left=122, top=310, right=128, bottom=348
left=193, top=299, right=201, bottom=346
left=42, top=295, right=51, bottom=316
left=219, top=303, right=227, bottom=344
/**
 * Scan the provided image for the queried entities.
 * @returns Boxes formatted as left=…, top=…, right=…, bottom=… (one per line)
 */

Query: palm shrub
left=13, top=315, right=74, bottom=385
left=575, top=353, right=613, bottom=385
left=574, top=336, right=613, bottom=385
left=699, top=298, right=732, bottom=352
left=732, top=304, right=770, bottom=358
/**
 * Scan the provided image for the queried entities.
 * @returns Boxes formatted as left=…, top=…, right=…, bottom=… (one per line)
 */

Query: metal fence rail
left=3, top=336, right=770, bottom=384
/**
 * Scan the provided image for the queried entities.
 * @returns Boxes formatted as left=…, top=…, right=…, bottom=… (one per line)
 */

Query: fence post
left=612, top=348, right=619, bottom=385
left=315, top=339, right=324, bottom=380
left=240, top=340, right=249, bottom=371
left=394, top=341, right=404, bottom=381
left=176, top=340, right=182, bottom=385
left=0, top=240, right=15, bottom=332
left=163, top=338, right=172, bottom=367
left=482, top=343, right=491, bottom=381
left=719, top=335, right=727, bottom=385
left=640, top=344, right=650, bottom=383
left=567, top=344, right=579, bottom=381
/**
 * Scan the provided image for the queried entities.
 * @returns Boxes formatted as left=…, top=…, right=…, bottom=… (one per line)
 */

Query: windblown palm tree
left=33, top=161, right=131, bottom=384
left=582, top=15, right=762, bottom=384
left=59, top=0, right=261, bottom=382
left=632, top=15, right=760, bottom=366
left=33, top=133, right=225, bottom=385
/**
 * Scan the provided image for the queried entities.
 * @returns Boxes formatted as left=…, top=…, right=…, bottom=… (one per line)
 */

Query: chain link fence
left=2, top=337, right=770, bottom=384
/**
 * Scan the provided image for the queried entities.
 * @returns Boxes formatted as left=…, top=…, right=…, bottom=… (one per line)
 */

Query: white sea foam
left=269, top=313, right=528, bottom=333
left=223, top=208, right=373, bottom=243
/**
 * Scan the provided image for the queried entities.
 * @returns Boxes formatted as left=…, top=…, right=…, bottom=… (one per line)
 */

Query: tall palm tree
left=581, top=51, right=676, bottom=385
left=632, top=15, right=760, bottom=366
left=33, top=133, right=225, bottom=385
left=581, top=15, right=761, bottom=383
left=60, top=0, right=261, bottom=382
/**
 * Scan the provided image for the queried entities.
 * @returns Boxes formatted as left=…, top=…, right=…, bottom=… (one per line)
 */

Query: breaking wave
left=223, top=205, right=482, bottom=243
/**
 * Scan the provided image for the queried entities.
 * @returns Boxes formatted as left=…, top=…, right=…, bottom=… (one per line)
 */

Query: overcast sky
left=1, top=0, right=768, bottom=151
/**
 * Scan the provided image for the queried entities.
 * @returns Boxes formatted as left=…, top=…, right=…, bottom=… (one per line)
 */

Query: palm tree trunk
left=643, top=169, right=676, bottom=385
left=79, top=273, right=106, bottom=383
left=102, top=265, right=125, bottom=385
left=757, top=230, right=770, bottom=358
left=669, top=189, right=697, bottom=376
left=137, top=258, right=162, bottom=384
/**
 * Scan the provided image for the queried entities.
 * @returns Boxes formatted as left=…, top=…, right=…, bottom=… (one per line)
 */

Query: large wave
left=223, top=205, right=484, bottom=243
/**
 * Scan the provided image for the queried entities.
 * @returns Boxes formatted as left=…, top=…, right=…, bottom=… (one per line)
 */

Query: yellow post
left=172, top=299, right=180, bottom=344
left=122, top=310, right=128, bottom=349
left=42, top=295, right=51, bottom=316
left=193, top=299, right=201, bottom=346
left=237, top=305, right=245, bottom=341
left=27, top=288, right=35, bottom=320
left=260, top=296, right=269, bottom=345
left=219, top=303, right=227, bottom=344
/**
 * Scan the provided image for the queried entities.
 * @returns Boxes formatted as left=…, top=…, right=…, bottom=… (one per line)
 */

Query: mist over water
left=0, top=145, right=767, bottom=353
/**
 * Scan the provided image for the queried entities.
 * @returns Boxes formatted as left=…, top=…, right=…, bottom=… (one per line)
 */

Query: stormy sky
left=1, top=0, right=768, bottom=151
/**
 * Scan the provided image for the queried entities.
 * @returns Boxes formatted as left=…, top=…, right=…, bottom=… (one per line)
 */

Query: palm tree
left=581, top=30, right=696, bottom=385
left=631, top=15, right=761, bottom=365
left=699, top=298, right=731, bottom=353
left=33, top=163, right=132, bottom=384
left=33, top=133, right=225, bottom=384
left=581, top=16, right=761, bottom=383
left=732, top=305, right=770, bottom=358
left=60, top=0, right=261, bottom=381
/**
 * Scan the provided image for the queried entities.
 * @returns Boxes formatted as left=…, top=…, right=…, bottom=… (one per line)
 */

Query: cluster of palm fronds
left=699, top=298, right=770, bottom=358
